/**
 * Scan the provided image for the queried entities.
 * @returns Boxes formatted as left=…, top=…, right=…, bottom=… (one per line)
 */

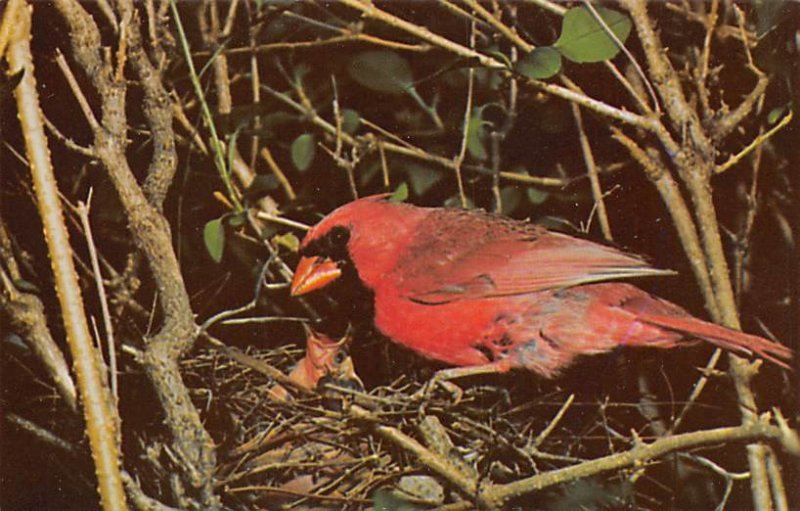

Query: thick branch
left=6, top=1, right=126, bottom=508
left=121, top=2, right=178, bottom=209
left=439, top=420, right=791, bottom=510
left=53, top=0, right=219, bottom=505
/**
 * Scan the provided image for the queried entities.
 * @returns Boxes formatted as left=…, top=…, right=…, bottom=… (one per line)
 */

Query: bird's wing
left=396, top=210, right=673, bottom=304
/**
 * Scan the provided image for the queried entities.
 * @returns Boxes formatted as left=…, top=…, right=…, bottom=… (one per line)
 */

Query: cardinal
left=290, top=194, right=791, bottom=380
left=269, top=324, right=363, bottom=401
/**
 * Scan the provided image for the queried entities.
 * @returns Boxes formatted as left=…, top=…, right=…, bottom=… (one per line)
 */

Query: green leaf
left=226, top=212, right=247, bottom=228
left=527, top=186, right=550, bottom=205
left=554, top=6, right=632, bottom=63
left=466, top=105, right=491, bottom=161
left=405, top=163, right=443, bottom=195
left=485, top=47, right=512, bottom=68
left=500, top=186, right=523, bottom=214
left=767, top=104, right=788, bottom=124
left=291, top=133, right=316, bottom=171
left=348, top=51, right=415, bottom=95
left=272, top=232, right=300, bottom=252
left=341, top=108, right=361, bottom=134
left=13, top=278, right=40, bottom=294
left=293, top=63, right=311, bottom=86
left=443, top=194, right=475, bottom=209
left=243, top=174, right=279, bottom=204
left=516, top=47, right=562, bottom=79
left=474, top=68, right=503, bottom=91
left=204, top=218, right=225, bottom=263
left=389, top=182, right=409, bottom=203
left=3, top=333, right=28, bottom=351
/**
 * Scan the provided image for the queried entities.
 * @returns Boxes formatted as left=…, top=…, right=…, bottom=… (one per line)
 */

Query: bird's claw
left=412, top=375, right=464, bottom=405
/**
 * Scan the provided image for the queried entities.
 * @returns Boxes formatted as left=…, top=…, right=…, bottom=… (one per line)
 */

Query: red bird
left=270, top=324, right=362, bottom=401
left=291, top=194, right=791, bottom=379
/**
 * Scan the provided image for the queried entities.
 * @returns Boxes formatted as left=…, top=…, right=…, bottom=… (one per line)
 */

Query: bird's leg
left=414, top=363, right=505, bottom=404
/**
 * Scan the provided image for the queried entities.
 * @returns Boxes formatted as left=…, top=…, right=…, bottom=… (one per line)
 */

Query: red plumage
left=291, top=195, right=792, bottom=378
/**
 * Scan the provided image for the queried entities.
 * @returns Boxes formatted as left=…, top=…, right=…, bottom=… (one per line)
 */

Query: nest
left=173, top=343, right=697, bottom=510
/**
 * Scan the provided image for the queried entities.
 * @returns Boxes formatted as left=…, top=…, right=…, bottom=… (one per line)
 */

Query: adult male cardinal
left=291, top=194, right=791, bottom=379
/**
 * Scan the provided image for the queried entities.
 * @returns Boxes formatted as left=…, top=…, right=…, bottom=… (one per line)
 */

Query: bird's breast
left=371, top=289, right=502, bottom=366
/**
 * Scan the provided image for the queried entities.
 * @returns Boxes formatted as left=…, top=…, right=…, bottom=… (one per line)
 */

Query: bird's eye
left=329, top=226, right=350, bottom=247
left=334, top=350, right=348, bottom=365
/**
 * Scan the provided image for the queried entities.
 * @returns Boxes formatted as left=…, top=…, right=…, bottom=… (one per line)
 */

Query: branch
left=53, top=0, right=220, bottom=505
left=5, top=1, right=126, bottom=508
left=0, top=220, right=77, bottom=412
left=619, top=2, right=789, bottom=509
left=437, top=419, right=794, bottom=510
left=716, top=110, right=794, bottom=175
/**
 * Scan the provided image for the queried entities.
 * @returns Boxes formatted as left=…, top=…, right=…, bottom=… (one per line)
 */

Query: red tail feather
left=638, top=314, right=792, bottom=369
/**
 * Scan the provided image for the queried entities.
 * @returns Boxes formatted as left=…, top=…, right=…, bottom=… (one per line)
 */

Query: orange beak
left=291, top=256, right=342, bottom=296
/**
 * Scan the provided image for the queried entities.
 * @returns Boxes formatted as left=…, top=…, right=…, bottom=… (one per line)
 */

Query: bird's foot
left=413, top=364, right=502, bottom=405
left=412, top=375, right=465, bottom=405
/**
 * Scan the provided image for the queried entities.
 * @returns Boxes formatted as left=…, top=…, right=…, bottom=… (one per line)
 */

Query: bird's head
left=291, top=194, right=426, bottom=296
left=272, top=323, right=363, bottom=401
left=299, top=323, right=362, bottom=388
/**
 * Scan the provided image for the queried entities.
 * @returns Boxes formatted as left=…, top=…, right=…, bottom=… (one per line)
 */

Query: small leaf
left=767, top=104, right=788, bottom=125
left=406, top=164, right=443, bottom=195
left=341, top=108, right=361, bottom=134
left=348, top=51, right=415, bottom=95
left=527, top=186, right=550, bottom=205
left=555, top=6, right=632, bottom=63
left=500, top=186, right=523, bottom=214
left=293, top=63, right=311, bottom=85
left=485, top=47, right=512, bottom=68
left=226, top=212, right=247, bottom=228
left=389, top=182, right=409, bottom=203
left=474, top=68, right=503, bottom=91
left=204, top=218, right=225, bottom=263
left=291, top=133, right=316, bottom=171
left=3, top=333, right=28, bottom=351
left=272, top=232, right=300, bottom=252
left=243, top=174, right=279, bottom=204
left=13, top=278, right=40, bottom=294
left=443, top=194, right=475, bottom=209
left=466, top=105, right=491, bottom=161
left=516, top=47, right=562, bottom=79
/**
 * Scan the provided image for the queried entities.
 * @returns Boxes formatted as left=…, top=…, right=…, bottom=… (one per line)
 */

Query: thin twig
left=260, top=147, right=297, bottom=200
left=532, top=393, right=575, bottom=448
left=461, top=0, right=532, bottom=52
left=452, top=19, right=476, bottom=208
left=54, top=50, right=100, bottom=131
left=77, top=193, right=118, bottom=400
left=571, top=102, right=612, bottom=241
left=716, top=111, right=794, bottom=175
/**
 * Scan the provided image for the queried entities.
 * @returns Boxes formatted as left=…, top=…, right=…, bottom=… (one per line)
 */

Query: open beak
left=300, top=322, right=364, bottom=391
left=291, top=256, right=342, bottom=296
